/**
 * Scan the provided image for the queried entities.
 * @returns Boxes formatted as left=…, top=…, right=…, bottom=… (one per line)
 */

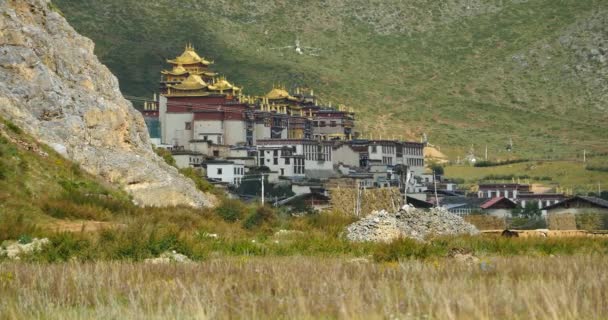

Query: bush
left=586, top=165, right=608, bottom=173
left=576, top=213, right=608, bottom=230
left=42, top=199, right=113, bottom=221
left=216, top=198, right=248, bottom=222
left=0, top=213, right=41, bottom=242
left=474, top=159, right=529, bottom=167
left=153, top=147, right=176, bottom=167
left=243, top=205, right=277, bottom=230
left=4, top=120, right=22, bottom=135
left=179, top=167, right=214, bottom=192
left=32, top=233, right=93, bottom=262
left=373, top=238, right=438, bottom=262
left=429, top=162, right=444, bottom=175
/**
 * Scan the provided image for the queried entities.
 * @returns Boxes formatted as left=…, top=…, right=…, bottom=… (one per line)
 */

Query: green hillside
left=0, top=118, right=133, bottom=238
left=53, top=0, right=608, bottom=159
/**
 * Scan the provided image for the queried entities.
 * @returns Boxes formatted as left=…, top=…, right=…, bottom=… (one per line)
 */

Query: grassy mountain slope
left=0, top=118, right=133, bottom=238
left=53, top=0, right=608, bottom=159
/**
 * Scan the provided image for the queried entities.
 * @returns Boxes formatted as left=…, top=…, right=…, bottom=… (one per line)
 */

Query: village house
left=542, top=196, right=608, bottom=216
left=204, top=160, right=245, bottom=186
left=442, top=196, right=517, bottom=217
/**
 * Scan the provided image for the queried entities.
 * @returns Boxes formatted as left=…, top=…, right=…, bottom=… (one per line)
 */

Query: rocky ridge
left=346, top=206, right=479, bottom=242
left=0, top=0, right=214, bottom=207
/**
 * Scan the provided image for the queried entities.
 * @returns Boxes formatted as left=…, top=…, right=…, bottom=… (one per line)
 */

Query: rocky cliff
left=0, top=0, right=214, bottom=207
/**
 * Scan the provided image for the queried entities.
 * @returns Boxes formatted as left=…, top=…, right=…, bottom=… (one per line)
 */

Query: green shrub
left=179, top=167, right=214, bottom=192
left=243, top=205, right=277, bottom=230
left=42, top=199, right=113, bottom=221
left=4, top=121, right=22, bottom=135
left=153, top=147, right=176, bottom=167
left=33, top=233, right=93, bottom=262
left=474, top=159, right=529, bottom=167
left=216, top=198, right=248, bottom=222
left=0, top=213, right=40, bottom=242
left=373, top=238, right=438, bottom=262
left=0, top=162, right=7, bottom=180
left=18, top=234, right=33, bottom=245
left=576, top=213, right=608, bottom=230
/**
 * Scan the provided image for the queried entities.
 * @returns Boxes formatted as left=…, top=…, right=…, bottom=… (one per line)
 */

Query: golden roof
left=265, top=87, right=296, bottom=100
left=161, top=64, right=188, bottom=76
left=167, top=74, right=208, bottom=91
left=208, top=77, right=240, bottom=92
left=167, top=44, right=212, bottom=66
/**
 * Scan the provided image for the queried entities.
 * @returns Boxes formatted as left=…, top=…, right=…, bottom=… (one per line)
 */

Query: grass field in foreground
left=1, top=255, right=607, bottom=319
left=444, top=160, right=608, bottom=193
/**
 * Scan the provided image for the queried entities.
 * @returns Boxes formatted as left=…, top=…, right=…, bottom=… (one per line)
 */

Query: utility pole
left=485, top=145, right=488, bottom=161
left=260, top=173, right=265, bottom=205
left=583, top=150, right=587, bottom=163
left=433, top=171, right=439, bottom=208
left=354, top=180, right=359, bottom=216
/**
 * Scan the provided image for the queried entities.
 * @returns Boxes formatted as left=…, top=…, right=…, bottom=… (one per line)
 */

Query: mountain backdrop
left=53, top=0, right=608, bottom=159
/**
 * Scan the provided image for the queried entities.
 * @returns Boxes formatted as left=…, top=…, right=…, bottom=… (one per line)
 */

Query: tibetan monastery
left=147, top=44, right=356, bottom=150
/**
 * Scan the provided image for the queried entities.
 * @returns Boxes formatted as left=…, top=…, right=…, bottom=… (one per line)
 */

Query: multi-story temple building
left=140, top=44, right=425, bottom=185
left=152, top=44, right=357, bottom=149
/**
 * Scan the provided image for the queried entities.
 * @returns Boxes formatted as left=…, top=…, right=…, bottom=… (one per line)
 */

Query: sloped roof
left=480, top=197, right=517, bottom=209
left=543, top=196, right=608, bottom=210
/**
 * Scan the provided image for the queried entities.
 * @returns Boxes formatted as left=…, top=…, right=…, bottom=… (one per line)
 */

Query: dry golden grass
left=1, top=255, right=607, bottom=319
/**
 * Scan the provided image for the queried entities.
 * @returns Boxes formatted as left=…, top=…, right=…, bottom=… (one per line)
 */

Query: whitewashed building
left=256, top=139, right=334, bottom=179
left=205, top=160, right=245, bottom=186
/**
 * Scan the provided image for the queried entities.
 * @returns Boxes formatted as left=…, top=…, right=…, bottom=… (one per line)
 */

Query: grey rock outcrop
left=346, top=205, right=479, bottom=242
left=0, top=0, right=214, bottom=207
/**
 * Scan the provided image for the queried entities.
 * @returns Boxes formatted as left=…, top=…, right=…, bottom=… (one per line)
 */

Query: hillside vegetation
left=444, top=160, right=608, bottom=193
left=53, top=0, right=608, bottom=158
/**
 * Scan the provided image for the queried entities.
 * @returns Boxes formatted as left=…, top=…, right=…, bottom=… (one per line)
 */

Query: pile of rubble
left=346, top=205, right=479, bottom=242
left=0, top=238, right=50, bottom=260
left=144, top=251, right=192, bottom=264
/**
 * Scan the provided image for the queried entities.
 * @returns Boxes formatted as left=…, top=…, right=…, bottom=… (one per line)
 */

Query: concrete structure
left=542, top=196, right=608, bottom=216
left=256, top=139, right=334, bottom=179
left=518, top=193, right=566, bottom=208
left=479, top=197, right=518, bottom=218
left=204, top=160, right=245, bottom=186
left=477, top=183, right=531, bottom=199
left=171, top=150, right=205, bottom=169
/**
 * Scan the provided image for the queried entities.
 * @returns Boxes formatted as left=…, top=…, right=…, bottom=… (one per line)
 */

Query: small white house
left=171, top=150, right=205, bottom=169
left=205, top=160, right=245, bottom=186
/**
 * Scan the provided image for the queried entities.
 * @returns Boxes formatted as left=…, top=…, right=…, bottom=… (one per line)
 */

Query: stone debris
left=0, top=238, right=50, bottom=260
left=346, top=205, right=479, bottom=242
left=144, top=251, right=192, bottom=264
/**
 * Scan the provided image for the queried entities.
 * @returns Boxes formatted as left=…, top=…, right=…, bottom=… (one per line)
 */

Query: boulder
left=0, top=0, right=214, bottom=207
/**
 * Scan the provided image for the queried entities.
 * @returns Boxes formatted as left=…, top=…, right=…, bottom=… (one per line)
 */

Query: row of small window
left=233, top=177, right=242, bottom=185
left=313, top=121, right=340, bottom=127
left=216, top=167, right=244, bottom=175
left=381, top=145, right=395, bottom=154
left=405, top=147, right=423, bottom=156
left=189, top=157, right=202, bottom=164
left=303, top=145, right=332, bottom=161
left=370, top=145, right=423, bottom=156
left=294, top=158, right=305, bottom=174
left=382, top=157, right=393, bottom=165
left=407, top=158, right=424, bottom=167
